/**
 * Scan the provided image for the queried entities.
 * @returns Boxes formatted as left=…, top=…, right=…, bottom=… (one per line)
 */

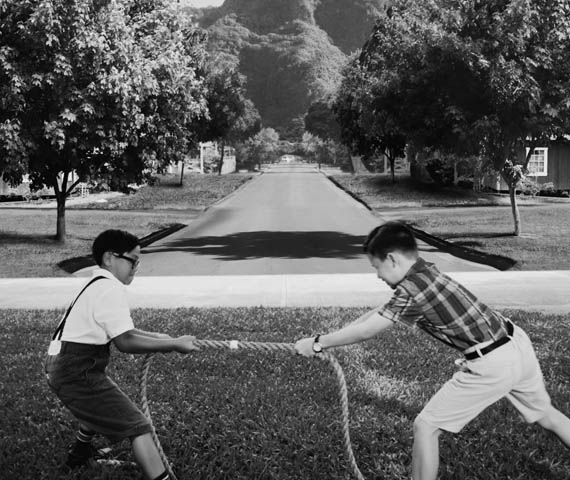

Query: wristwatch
left=312, top=334, right=324, bottom=354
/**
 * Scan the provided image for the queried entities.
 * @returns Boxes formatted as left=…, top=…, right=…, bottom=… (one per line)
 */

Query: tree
left=304, top=98, right=362, bottom=172
left=197, top=68, right=260, bottom=175
left=454, top=0, right=570, bottom=234
left=225, top=97, right=261, bottom=160
left=127, top=1, right=209, bottom=187
left=246, top=127, right=280, bottom=170
left=335, top=58, right=406, bottom=181
left=304, top=101, right=351, bottom=170
left=0, top=0, right=207, bottom=242
left=351, top=0, right=570, bottom=234
left=304, top=100, right=342, bottom=143
left=301, top=132, right=348, bottom=170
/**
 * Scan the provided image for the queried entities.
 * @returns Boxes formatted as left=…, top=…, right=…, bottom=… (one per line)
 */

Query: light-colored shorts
left=417, top=325, right=552, bottom=433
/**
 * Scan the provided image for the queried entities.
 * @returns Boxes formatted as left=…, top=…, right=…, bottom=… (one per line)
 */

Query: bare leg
left=536, top=406, right=570, bottom=449
left=132, top=433, right=166, bottom=480
left=412, top=416, right=442, bottom=480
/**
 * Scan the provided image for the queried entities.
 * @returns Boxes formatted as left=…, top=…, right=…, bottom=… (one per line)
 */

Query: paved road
left=125, top=163, right=495, bottom=276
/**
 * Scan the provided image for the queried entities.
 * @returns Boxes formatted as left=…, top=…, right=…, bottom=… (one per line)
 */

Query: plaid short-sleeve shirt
left=376, top=258, right=510, bottom=351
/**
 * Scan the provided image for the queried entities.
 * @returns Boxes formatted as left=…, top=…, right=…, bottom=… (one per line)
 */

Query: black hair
left=363, top=222, right=418, bottom=260
left=92, top=229, right=140, bottom=266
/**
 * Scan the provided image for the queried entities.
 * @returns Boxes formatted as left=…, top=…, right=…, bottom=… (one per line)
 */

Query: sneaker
left=63, top=445, right=112, bottom=470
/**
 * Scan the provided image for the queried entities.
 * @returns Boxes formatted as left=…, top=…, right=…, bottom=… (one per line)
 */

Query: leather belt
left=464, top=321, right=514, bottom=360
left=60, top=341, right=110, bottom=355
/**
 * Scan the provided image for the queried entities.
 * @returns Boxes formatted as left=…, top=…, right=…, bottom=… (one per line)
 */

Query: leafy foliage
left=338, top=0, right=570, bottom=233
left=241, top=127, right=280, bottom=169
left=301, top=132, right=350, bottom=170
left=0, top=0, right=208, bottom=241
left=304, top=99, right=341, bottom=143
left=196, top=67, right=261, bottom=174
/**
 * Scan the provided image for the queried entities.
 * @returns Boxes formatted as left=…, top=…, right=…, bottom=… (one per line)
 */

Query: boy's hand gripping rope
left=138, top=340, right=365, bottom=480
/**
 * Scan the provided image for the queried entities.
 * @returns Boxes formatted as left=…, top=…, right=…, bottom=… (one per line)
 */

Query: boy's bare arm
left=130, top=328, right=172, bottom=339
left=113, top=329, right=199, bottom=354
left=350, top=306, right=386, bottom=325
left=295, top=310, right=394, bottom=357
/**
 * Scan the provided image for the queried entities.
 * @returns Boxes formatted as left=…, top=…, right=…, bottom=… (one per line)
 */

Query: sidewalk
left=0, top=191, right=124, bottom=209
left=2, top=270, right=570, bottom=313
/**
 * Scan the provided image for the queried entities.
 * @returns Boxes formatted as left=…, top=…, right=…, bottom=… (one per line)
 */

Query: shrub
left=517, top=177, right=540, bottom=196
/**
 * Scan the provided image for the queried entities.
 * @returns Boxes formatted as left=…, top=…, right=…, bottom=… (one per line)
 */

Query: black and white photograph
left=2, top=0, right=570, bottom=478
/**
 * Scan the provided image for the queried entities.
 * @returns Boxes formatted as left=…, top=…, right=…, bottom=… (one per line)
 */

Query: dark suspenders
left=51, top=276, right=107, bottom=341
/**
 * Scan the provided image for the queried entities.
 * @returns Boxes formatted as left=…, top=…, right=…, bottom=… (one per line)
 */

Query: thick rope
left=139, top=354, right=178, bottom=479
left=139, top=340, right=365, bottom=480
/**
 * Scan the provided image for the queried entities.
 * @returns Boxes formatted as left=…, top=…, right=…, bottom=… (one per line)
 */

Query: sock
left=152, top=471, right=170, bottom=480
left=69, top=427, right=95, bottom=458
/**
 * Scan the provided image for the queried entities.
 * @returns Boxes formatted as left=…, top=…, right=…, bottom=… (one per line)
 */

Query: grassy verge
left=332, top=174, right=570, bottom=270
left=0, top=174, right=253, bottom=277
left=330, top=174, right=501, bottom=209
left=2, top=307, right=569, bottom=480
left=74, top=173, right=253, bottom=210
left=389, top=205, right=570, bottom=271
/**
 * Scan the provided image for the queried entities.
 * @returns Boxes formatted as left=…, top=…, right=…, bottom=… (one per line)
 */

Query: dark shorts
left=45, top=342, right=151, bottom=443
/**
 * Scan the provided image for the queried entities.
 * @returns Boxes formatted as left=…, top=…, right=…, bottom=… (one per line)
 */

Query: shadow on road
left=142, top=230, right=368, bottom=260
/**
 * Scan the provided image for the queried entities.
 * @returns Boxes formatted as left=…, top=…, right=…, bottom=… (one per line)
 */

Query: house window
left=526, top=147, right=548, bottom=176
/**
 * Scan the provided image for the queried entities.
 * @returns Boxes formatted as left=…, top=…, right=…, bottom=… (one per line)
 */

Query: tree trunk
left=217, top=141, right=225, bottom=176
left=388, top=154, right=395, bottom=183
left=472, top=162, right=481, bottom=192
left=508, top=181, right=521, bottom=236
left=53, top=170, right=81, bottom=243
left=345, top=146, right=355, bottom=174
left=453, top=160, right=459, bottom=185
left=179, top=161, right=185, bottom=186
left=55, top=192, right=67, bottom=243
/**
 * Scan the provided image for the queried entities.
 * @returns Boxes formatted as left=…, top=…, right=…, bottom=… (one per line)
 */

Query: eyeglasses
left=112, top=253, right=140, bottom=269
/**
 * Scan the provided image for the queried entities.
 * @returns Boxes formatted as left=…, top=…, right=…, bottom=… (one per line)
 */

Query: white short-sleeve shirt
left=59, top=268, right=135, bottom=345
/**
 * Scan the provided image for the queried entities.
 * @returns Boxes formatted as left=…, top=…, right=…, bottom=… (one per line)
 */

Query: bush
left=537, top=182, right=570, bottom=198
left=517, top=177, right=540, bottom=196
left=425, top=158, right=454, bottom=186
left=0, top=193, right=26, bottom=202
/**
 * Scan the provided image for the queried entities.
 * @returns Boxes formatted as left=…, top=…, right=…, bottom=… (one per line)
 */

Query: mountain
left=189, top=0, right=387, bottom=140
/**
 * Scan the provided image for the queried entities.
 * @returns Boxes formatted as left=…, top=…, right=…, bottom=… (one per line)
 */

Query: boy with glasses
left=295, top=221, right=570, bottom=480
left=45, top=229, right=198, bottom=480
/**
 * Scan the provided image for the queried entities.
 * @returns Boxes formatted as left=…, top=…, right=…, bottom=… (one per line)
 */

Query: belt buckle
left=471, top=347, right=483, bottom=359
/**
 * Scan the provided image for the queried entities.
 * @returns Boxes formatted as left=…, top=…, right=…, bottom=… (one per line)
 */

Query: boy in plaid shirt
left=295, top=221, right=570, bottom=480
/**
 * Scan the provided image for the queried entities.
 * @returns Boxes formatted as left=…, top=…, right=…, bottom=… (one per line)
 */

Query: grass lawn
left=74, top=172, right=253, bottom=211
left=0, top=173, right=252, bottom=278
left=2, top=307, right=569, bottom=479
left=332, top=174, right=570, bottom=270
left=330, top=174, right=501, bottom=209
left=387, top=204, right=570, bottom=271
